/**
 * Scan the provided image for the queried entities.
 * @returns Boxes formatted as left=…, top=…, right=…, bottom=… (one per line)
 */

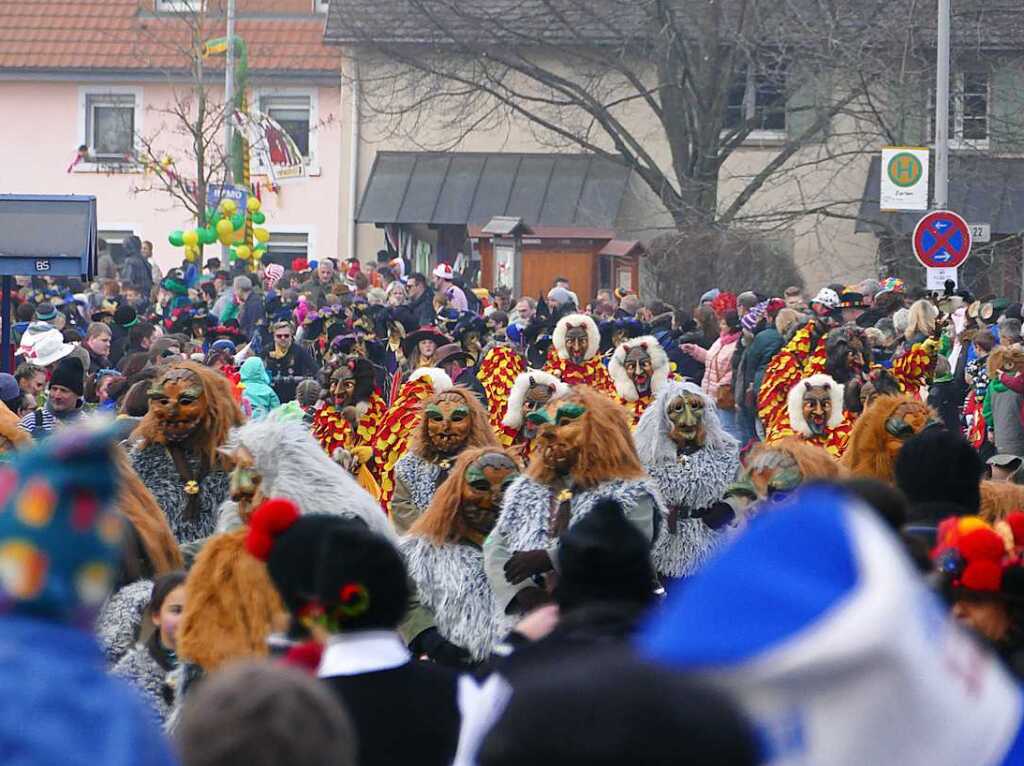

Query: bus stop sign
left=0, top=195, right=97, bottom=278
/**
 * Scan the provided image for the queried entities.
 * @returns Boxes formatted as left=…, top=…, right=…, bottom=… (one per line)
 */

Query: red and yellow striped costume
left=312, top=392, right=387, bottom=459
left=477, top=345, right=525, bottom=440
left=766, top=409, right=853, bottom=459
left=372, top=375, right=440, bottom=511
left=544, top=355, right=616, bottom=397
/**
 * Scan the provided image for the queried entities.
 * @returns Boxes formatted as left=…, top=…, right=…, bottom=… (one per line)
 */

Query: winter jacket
left=407, top=288, right=438, bottom=327
left=119, top=252, right=153, bottom=295
left=239, top=357, right=280, bottom=419
left=237, top=291, right=265, bottom=338
left=985, top=378, right=1024, bottom=457
left=112, top=638, right=177, bottom=723
left=0, top=615, right=176, bottom=766
left=687, top=332, right=740, bottom=398
left=744, top=327, right=785, bottom=406
left=263, top=343, right=319, bottom=403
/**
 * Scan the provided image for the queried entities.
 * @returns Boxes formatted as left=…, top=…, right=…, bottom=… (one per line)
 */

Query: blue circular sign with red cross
left=913, top=210, right=972, bottom=269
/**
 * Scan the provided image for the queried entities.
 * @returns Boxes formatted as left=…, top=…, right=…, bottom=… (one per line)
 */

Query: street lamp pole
left=224, top=0, right=236, bottom=183
left=934, top=0, right=950, bottom=210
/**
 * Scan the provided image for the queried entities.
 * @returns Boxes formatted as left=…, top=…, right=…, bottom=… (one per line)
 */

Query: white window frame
left=723, top=66, right=788, bottom=142
left=76, top=85, right=144, bottom=171
left=929, top=71, right=991, bottom=151
left=253, top=86, right=321, bottom=176
left=156, top=0, right=205, bottom=12
left=314, top=0, right=331, bottom=13
left=266, top=225, right=317, bottom=264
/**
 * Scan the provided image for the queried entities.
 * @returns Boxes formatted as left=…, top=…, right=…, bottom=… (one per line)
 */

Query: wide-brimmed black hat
left=401, top=325, right=451, bottom=356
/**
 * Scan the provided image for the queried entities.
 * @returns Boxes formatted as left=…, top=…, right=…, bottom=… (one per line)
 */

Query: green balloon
left=200, top=227, right=218, bottom=245
left=231, top=212, right=245, bottom=230
left=251, top=211, right=266, bottom=225
left=206, top=207, right=218, bottom=222
left=168, top=230, right=184, bottom=247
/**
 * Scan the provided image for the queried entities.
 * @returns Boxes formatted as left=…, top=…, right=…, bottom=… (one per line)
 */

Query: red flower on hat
left=710, top=292, right=738, bottom=318
left=245, top=498, right=300, bottom=561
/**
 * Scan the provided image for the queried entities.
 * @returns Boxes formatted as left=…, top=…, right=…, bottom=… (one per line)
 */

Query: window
left=86, top=93, right=135, bottom=160
left=266, top=230, right=310, bottom=268
left=98, top=228, right=138, bottom=264
left=259, top=94, right=312, bottom=158
left=723, top=64, right=787, bottom=134
left=314, top=0, right=331, bottom=12
left=930, top=71, right=990, bottom=148
left=156, top=0, right=204, bottom=12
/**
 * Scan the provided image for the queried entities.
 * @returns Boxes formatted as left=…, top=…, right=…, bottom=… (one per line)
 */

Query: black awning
left=856, top=155, right=1024, bottom=235
left=355, top=152, right=632, bottom=227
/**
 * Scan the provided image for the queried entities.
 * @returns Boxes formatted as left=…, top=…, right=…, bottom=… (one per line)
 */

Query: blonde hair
left=904, top=299, right=938, bottom=341
left=775, top=308, right=801, bottom=337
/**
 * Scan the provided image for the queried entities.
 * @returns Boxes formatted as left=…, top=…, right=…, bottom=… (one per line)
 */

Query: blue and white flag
left=638, top=485, right=1024, bottom=766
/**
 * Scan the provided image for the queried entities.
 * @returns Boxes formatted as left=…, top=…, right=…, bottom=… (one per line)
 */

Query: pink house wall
left=0, top=80, right=343, bottom=272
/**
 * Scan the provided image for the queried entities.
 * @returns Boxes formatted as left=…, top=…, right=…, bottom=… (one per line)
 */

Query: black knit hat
left=49, top=355, right=84, bottom=397
left=477, top=651, right=760, bottom=766
left=114, top=304, right=138, bottom=328
left=554, top=498, right=656, bottom=611
left=895, top=427, right=983, bottom=515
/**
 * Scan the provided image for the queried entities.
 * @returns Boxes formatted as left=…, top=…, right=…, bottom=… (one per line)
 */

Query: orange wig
left=409, top=386, right=498, bottom=463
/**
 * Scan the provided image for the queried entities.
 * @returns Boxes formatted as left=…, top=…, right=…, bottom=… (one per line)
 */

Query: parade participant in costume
left=766, top=373, right=852, bottom=458
left=544, top=313, right=615, bottom=396
left=839, top=395, right=936, bottom=482
left=485, top=386, right=664, bottom=617
left=609, top=335, right=671, bottom=425
left=400, top=447, right=519, bottom=663
left=401, top=326, right=450, bottom=372
left=757, top=287, right=842, bottom=432
left=373, top=368, right=454, bottom=511
left=478, top=332, right=526, bottom=439
left=312, top=357, right=387, bottom=460
left=634, top=381, right=740, bottom=580
left=391, top=386, right=498, bottom=534
left=129, top=361, right=243, bottom=544
left=499, top=370, right=569, bottom=459
left=176, top=414, right=389, bottom=674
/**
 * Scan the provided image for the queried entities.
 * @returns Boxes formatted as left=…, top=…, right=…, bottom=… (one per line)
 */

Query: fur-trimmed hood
left=634, top=379, right=738, bottom=465
left=553, top=313, right=600, bottom=362
left=501, top=369, right=570, bottom=429
left=408, top=367, right=453, bottom=393
left=608, top=335, right=669, bottom=401
left=787, top=373, right=844, bottom=437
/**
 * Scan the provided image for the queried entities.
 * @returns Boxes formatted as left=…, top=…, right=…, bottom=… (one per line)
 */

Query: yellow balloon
left=220, top=199, right=237, bottom=215
left=215, top=219, right=234, bottom=238
left=252, top=249, right=263, bottom=261
left=253, top=227, right=270, bottom=244
left=182, top=230, right=199, bottom=248
left=218, top=232, right=234, bottom=246
left=184, top=247, right=199, bottom=262
left=235, top=245, right=251, bottom=260
left=246, top=196, right=261, bottom=213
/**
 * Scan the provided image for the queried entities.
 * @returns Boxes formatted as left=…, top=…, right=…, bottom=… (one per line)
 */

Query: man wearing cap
left=433, top=263, right=468, bottom=312
left=33, top=301, right=65, bottom=332
left=988, top=454, right=1024, bottom=483
left=108, top=304, right=139, bottom=366
left=18, top=356, right=85, bottom=440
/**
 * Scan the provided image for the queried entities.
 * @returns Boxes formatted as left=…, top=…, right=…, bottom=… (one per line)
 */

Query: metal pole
left=1, top=277, right=11, bottom=373
left=224, top=0, right=236, bottom=184
left=934, top=0, right=950, bottom=209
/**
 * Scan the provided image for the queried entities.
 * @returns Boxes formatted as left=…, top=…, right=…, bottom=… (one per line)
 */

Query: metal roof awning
left=356, top=152, right=633, bottom=228
left=856, top=156, right=1024, bottom=235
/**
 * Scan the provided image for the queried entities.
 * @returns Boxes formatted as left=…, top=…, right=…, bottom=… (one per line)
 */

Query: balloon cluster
left=167, top=196, right=271, bottom=264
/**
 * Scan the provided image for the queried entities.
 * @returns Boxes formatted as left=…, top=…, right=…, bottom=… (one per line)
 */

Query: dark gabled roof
left=325, top=0, right=1024, bottom=50
left=356, top=151, right=632, bottom=227
left=856, top=156, right=1024, bottom=235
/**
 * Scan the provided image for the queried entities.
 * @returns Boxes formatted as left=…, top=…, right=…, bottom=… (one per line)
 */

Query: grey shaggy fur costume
left=95, top=579, right=153, bottom=666
left=394, top=453, right=443, bottom=514
left=129, top=443, right=230, bottom=544
left=634, top=380, right=740, bottom=577
left=400, top=536, right=505, bottom=661
left=495, top=476, right=663, bottom=553
left=112, top=644, right=174, bottom=722
left=214, top=414, right=393, bottom=539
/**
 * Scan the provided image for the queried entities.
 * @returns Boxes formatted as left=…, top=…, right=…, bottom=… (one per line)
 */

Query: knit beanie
left=113, top=304, right=138, bottom=328
left=894, top=427, right=983, bottom=515
left=554, top=498, right=656, bottom=611
left=50, top=356, right=84, bottom=397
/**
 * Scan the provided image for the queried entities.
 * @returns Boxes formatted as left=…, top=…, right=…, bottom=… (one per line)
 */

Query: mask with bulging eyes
left=529, top=400, right=587, bottom=474
left=521, top=379, right=556, bottom=440
left=424, top=393, right=473, bottom=454
left=460, top=452, right=519, bottom=538
left=564, top=326, right=589, bottom=365
left=666, top=393, right=706, bottom=453
left=624, top=344, right=654, bottom=395
left=802, top=383, right=833, bottom=436
left=148, top=368, right=207, bottom=443
left=330, top=365, right=355, bottom=408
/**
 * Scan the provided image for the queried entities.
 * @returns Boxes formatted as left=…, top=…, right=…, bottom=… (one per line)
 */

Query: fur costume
left=477, top=343, right=526, bottom=439
left=95, top=578, right=153, bottom=666
left=767, top=373, right=852, bottom=458
left=980, top=481, right=1024, bottom=523
left=390, top=386, right=498, bottom=531
left=129, top=361, right=243, bottom=544
left=372, top=367, right=453, bottom=510
left=485, top=386, right=665, bottom=613
left=114, top=447, right=184, bottom=578
left=179, top=415, right=390, bottom=672
left=112, top=644, right=174, bottom=723
left=545, top=313, right=615, bottom=395
left=757, top=319, right=828, bottom=433
left=634, top=381, right=740, bottom=578
left=608, top=335, right=671, bottom=425
left=499, top=369, right=570, bottom=458
left=839, top=395, right=936, bottom=482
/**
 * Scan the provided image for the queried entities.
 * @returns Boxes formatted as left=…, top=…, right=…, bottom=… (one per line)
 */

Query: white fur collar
left=408, top=367, right=453, bottom=393
left=786, top=373, right=844, bottom=437
left=502, top=369, right=570, bottom=429
left=608, top=335, right=669, bottom=401
left=553, top=313, right=600, bottom=362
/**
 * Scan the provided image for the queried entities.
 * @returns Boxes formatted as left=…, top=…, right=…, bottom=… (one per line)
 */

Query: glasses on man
left=274, top=333, right=292, bottom=340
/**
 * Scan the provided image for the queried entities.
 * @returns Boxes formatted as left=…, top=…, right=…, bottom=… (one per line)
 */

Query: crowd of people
left=4, top=235, right=1024, bottom=765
